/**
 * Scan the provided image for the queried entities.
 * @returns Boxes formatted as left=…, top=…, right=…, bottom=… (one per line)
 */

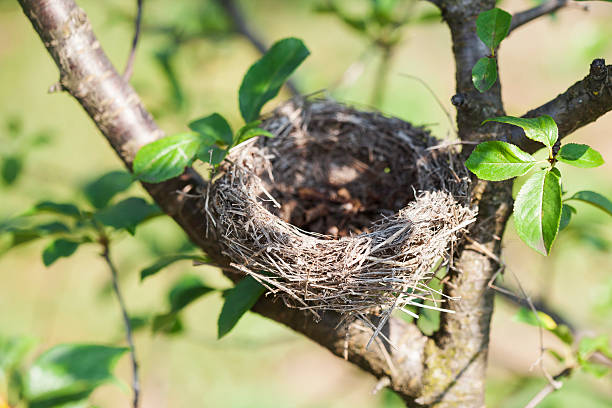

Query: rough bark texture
left=16, top=0, right=612, bottom=407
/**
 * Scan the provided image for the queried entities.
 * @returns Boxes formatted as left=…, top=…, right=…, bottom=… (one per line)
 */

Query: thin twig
left=509, top=0, right=568, bottom=35
left=523, top=368, right=571, bottom=408
left=101, top=241, right=140, bottom=408
left=123, top=0, right=143, bottom=81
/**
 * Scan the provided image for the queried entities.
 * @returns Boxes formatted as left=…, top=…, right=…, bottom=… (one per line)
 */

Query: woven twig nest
left=206, top=99, right=475, bottom=319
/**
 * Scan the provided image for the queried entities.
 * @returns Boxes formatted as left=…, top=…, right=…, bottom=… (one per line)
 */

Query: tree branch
left=505, top=59, right=612, bottom=154
left=214, top=0, right=300, bottom=97
left=17, top=0, right=427, bottom=403
left=508, top=0, right=568, bottom=35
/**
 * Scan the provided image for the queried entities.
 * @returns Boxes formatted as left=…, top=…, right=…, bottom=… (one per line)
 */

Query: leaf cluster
left=0, top=335, right=127, bottom=408
left=133, top=38, right=309, bottom=184
left=466, top=115, right=610, bottom=255
left=0, top=171, right=161, bottom=265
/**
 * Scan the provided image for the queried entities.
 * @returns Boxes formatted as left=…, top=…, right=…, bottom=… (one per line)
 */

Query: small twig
left=523, top=368, right=571, bottom=408
left=123, top=0, right=143, bottom=81
left=509, top=0, right=569, bottom=35
left=101, top=241, right=140, bottom=408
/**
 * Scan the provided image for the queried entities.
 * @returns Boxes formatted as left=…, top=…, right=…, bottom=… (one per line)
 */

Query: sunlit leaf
left=42, top=238, right=81, bottom=266
left=513, top=306, right=557, bottom=330
left=218, top=276, right=265, bottom=339
left=557, top=143, right=604, bottom=168
left=465, top=141, right=537, bottom=180
left=24, top=344, right=127, bottom=407
left=472, top=57, right=497, bottom=92
left=133, top=133, right=201, bottom=183
left=83, top=171, right=134, bottom=209
left=476, top=8, right=512, bottom=51
left=239, top=38, right=310, bottom=122
left=514, top=169, right=562, bottom=255
left=141, top=254, right=211, bottom=280
left=567, top=191, right=612, bottom=216
left=483, top=115, right=558, bottom=148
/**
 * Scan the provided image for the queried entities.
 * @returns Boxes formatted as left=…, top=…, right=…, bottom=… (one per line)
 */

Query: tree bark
left=16, top=0, right=612, bottom=407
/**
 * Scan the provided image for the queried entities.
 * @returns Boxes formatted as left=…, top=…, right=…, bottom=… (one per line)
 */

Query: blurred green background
left=1, top=0, right=611, bottom=407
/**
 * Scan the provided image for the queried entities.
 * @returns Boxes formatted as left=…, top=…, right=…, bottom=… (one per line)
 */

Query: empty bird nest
left=205, top=99, right=476, bottom=321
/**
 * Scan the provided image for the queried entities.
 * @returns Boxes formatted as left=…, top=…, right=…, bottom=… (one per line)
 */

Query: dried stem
left=101, top=241, right=140, bottom=408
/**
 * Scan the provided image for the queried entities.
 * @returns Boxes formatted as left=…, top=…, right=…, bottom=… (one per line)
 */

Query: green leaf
left=471, top=57, right=497, bottom=92
left=483, top=115, right=558, bottom=149
left=234, top=125, right=274, bottom=146
left=42, top=239, right=81, bottom=266
left=557, top=143, right=604, bottom=168
left=239, top=38, right=310, bottom=122
left=218, top=276, right=266, bottom=339
left=7, top=221, right=71, bottom=249
left=83, top=171, right=134, bottom=209
left=567, top=190, right=612, bottom=216
left=26, top=201, right=81, bottom=218
left=24, top=344, right=127, bottom=406
left=93, top=197, right=161, bottom=233
left=476, top=8, right=512, bottom=51
left=0, top=335, right=37, bottom=373
left=514, top=169, right=562, bottom=255
left=578, top=335, right=612, bottom=360
left=512, top=306, right=557, bottom=330
left=580, top=361, right=610, bottom=378
left=196, top=144, right=228, bottom=166
left=141, top=254, right=211, bottom=280
left=1, top=155, right=23, bottom=185
left=133, top=133, right=201, bottom=183
left=465, top=141, right=537, bottom=181
left=152, top=275, right=215, bottom=333
left=167, top=275, right=215, bottom=312
left=552, top=324, right=574, bottom=346
left=559, top=203, right=576, bottom=231
left=188, top=113, right=233, bottom=146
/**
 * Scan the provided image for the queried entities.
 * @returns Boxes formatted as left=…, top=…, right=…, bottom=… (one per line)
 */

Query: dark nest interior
left=205, top=99, right=476, bottom=321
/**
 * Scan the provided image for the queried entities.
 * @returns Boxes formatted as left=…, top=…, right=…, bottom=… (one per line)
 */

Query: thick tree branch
left=508, top=0, right=568, bottom=35
left=505, top=59, right=612, bottom=154
left=17, top=0, right=427, bottom=403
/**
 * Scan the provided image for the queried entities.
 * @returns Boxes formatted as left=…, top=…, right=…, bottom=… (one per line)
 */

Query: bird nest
left=205, top=99, right=475, bottom=320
